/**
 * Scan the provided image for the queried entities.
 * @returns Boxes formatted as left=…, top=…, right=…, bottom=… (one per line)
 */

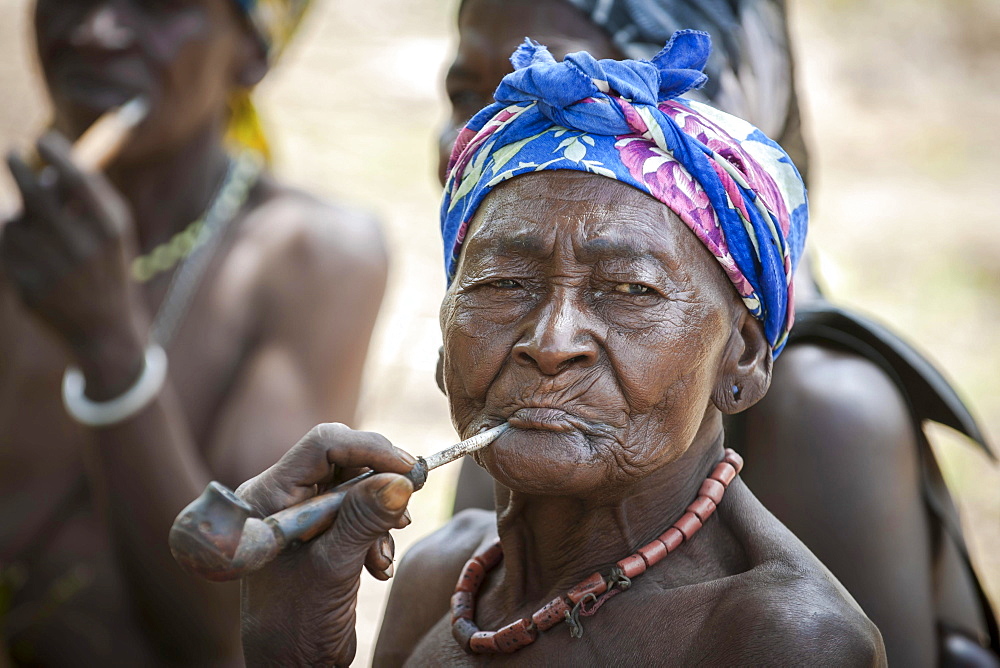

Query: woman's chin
left=477, top=427, right=606, bottom=495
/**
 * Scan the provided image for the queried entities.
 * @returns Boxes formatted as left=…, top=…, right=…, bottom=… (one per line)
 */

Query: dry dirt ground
left=0, top=0, right=997, bottom=665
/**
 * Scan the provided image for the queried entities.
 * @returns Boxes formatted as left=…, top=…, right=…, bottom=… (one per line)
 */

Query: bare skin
left=0, top=1, right=386, bottom=665
left=238, top=172, right=885, bottom=667
left=440, top=3, right=995, bottom=665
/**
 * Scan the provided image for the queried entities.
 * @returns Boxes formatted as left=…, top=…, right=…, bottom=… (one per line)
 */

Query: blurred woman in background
left=0, top=0, right=386, bottom=664
left=440, top=1, right=998, bottom=665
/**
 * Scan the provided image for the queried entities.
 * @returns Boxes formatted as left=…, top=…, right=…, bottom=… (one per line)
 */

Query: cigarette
left=70, top=97, right=149, bottom=171
left=423, top=422, right=510, bottom=470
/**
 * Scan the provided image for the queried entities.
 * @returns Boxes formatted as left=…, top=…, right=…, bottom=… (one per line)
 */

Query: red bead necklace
left=450, top=448, right=745, bottom=655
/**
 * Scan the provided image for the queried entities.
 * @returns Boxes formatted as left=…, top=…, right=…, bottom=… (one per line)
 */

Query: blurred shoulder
left=761, top=342, right=915, bottom=447
left=374, top=510, right=495, bottom=665
left=399, top=508, right=496, bottom=583
left=237, top=177, right=388, bottom=287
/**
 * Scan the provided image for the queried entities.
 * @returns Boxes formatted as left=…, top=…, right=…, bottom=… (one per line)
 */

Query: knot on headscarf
left=441, top=32, right=807, bottom=356
left=494, top=31, right=709, bottom=133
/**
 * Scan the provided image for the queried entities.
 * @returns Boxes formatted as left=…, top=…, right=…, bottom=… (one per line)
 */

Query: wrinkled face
left=438, top=0, right=622, bottom=184
left=440, top=172, right=739, bottom=498
left=35, top=0, right=260, bottom=160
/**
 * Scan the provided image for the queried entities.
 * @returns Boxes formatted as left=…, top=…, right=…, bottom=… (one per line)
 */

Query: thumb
left=325, top=473, right=413, bottom=555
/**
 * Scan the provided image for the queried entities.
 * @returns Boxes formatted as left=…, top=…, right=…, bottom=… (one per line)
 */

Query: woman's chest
left=407, top=593, right=718, bottom=667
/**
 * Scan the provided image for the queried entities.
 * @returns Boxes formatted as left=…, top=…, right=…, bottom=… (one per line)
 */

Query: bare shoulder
left=703, top=489, right=887, bottom=666
left=373, top=509, right=495, bottom=667
left=233, top=178, right=388, bottom=299
left=714, top=558, right=886, bottom=666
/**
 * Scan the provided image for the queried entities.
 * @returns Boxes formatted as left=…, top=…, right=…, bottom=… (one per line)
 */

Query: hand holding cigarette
left=0, top=98, right=151, bottom=361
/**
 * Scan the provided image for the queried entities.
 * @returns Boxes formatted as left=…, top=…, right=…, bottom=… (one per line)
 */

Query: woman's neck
left=493, top=414, right=727, bottom=607
left=107, top=120, right=233, bottom=253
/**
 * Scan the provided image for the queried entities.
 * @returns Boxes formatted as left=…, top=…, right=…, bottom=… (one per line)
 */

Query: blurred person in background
left=0, top=0, right=386, bottom=665
left=439, top=1, right=999, bottom=665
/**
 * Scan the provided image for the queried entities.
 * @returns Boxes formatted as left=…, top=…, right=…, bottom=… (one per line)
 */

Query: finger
left=6, top=152, right=63, bottom=225
left=317, top=423, right=417, bottom=473
left=0, top=222, right=64, bottom=299
left=283, top=422, right=416, bottom=487
left=237, top=424, right=415, bottom=517
left=7, top=153, right=93, bottom=257
left=36, top=132, right=122, bottom=237
left=321, top=472, right=412, bottom=557
left=0, top=251, right=48, bottom=305
left=364, top=533, right=395, bottom=581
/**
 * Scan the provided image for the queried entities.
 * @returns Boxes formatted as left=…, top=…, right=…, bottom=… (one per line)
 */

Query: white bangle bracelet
left=62, top=344, right=168, bottom=427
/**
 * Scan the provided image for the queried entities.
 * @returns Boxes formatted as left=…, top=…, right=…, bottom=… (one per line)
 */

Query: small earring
left=732, top=384, right=742, bottom=402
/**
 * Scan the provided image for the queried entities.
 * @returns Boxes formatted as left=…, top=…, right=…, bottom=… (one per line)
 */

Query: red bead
left=616, top=553, right=647, bottom=578
left=494, top=618, right=538, bottom=653
left=687, top=496, right=717, bottom=523
left=637, top=539, right=668, bottom=567
left=531, top=596, right=570, bottom=632
left=470, top=631, right=499, bottom=654
left=566, top=572, right=608, bottom=604
left=658, top=527, right=684, bottom=552
left=452, top=617, right=479, bottom=652
left=475, top=541, right=503, bottom=570
left=699, top=478, right=725, bottom=505
left=710, top=461, right=736, bottom=487
left=723, top=449, right=744, bottom=474
left=673, top=511, right=703, bottom=540
left=451, top=591, right=475, bottom=622
left=456, top=559, right=486, bottom=593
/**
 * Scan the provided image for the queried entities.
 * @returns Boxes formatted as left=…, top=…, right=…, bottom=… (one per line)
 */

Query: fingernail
left=379, top=538, right=392, bottom=563
left=400, top=509, right=412, bottom=527
left=38, top=166, right=58, bottom=189
left=377, top=476, right=413, bottom=511
left=383, top=563, right=394, bottom=579
left=396, top=448, right=417, bottom=467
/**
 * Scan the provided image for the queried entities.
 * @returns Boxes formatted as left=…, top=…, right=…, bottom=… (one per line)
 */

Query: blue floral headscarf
left=441, top=31, right=807, bottom=355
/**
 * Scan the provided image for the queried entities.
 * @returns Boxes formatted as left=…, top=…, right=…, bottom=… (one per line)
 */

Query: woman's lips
left=507, top=407, right=575, bottom=432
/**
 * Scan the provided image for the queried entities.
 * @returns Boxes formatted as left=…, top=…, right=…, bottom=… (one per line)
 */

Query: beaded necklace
left=130, top=151, right=261, bottom=284
left=450, top=448, right=744, bottom=655
left=140, top=151, right=262, bottom=347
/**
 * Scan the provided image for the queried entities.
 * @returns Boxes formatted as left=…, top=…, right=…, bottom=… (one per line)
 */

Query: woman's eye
left=491, top=279, right=520, bottom=289
left=614, top=283, right=652, bottom=295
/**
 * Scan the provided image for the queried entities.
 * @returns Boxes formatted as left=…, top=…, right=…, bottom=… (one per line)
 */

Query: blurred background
left=0, top=0, right=997, bottom=663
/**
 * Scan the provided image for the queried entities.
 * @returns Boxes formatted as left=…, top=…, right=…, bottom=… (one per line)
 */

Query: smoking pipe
left=169, top=424, right=509, bottom=582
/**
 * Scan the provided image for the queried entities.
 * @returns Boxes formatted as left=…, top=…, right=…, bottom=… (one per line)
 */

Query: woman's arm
left=0, top=133, right=388, bottom=662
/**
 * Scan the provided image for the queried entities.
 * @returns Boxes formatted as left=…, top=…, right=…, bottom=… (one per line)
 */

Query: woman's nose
left=70, top=4, right=134, bottom=50
left=513, top=293, right=598, bottom=375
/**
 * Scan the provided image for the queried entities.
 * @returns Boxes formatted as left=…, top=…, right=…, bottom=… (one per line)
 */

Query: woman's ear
left=435, top=346, right=448, bottom=396
left=235, top=29, right=268, bottom=88
left=712, top=309, right=772, bottom=414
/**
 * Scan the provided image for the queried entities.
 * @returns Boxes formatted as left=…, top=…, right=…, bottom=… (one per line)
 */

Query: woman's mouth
left=507, top=407, right=576, bottom=432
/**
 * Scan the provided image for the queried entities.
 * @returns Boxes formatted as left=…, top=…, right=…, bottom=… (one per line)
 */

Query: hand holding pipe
left=169, top=424, right=509, bottom=582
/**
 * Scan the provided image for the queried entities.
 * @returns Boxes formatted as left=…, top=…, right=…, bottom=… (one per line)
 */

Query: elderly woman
left=441, top=2, right=1000, bottom=665
left=236, top=34, right=884, bottom=666
left=0, top=0, right=385, bottom=664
